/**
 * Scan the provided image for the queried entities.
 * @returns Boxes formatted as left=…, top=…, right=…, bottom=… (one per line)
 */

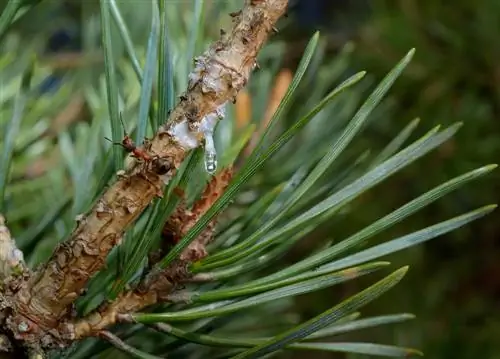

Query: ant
left=105, top=114, right=153, bottom=162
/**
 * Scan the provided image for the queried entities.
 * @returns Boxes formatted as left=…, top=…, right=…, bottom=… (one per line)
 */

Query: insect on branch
left=104, top=114, right=155, bottom=163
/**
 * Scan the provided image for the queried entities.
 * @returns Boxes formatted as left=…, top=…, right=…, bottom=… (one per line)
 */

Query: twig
left=182, top=272, right=215, bottom=283
left=69, top=168, right=233, bottom=339
left=99, top=331, right=164, bottom=359
left=163, top=167, right=233, bottom=261
left=7, top=0, right=288, bottom=347
left=0, top=215, right=26, bottom=280
left=146, top=322, right=173, bottom=335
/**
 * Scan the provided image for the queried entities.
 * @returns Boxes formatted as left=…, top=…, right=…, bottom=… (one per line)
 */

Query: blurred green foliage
left=330, top=1, right=500, bottom=358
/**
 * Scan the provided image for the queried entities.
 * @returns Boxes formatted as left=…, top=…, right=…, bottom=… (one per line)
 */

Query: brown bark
left=4, top=0, right=287, bottom=349
left=0, top=215, right=27, bottom=281
left=162, top=167, right=233, bottom=259
left=69, top=168, right=233, bottom=339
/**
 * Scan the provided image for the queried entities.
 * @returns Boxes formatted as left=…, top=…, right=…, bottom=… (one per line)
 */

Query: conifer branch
left=5, top=0, right=288, bottom=348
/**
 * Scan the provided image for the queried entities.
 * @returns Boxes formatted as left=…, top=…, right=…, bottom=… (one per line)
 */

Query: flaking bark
left=3, top=0, right=287, bottom=349
left=69, top=168, right=233, bottom=339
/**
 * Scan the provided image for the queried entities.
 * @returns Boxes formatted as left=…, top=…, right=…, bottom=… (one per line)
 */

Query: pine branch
left=5, top=0, right=288, bottom=349
left=69, top=168, right=233, bottom=339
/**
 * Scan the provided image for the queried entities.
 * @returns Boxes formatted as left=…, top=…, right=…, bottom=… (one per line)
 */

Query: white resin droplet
left=169, top=120, right=198, bottom=149
left=200, top=103, right=225, bottom=175
left=204, top=133, right=217, bottom=175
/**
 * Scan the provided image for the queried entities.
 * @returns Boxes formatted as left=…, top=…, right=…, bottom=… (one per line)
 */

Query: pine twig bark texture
left=71, top=167, right=233, bottom=339
left=0, top=0, right=288, bottom=354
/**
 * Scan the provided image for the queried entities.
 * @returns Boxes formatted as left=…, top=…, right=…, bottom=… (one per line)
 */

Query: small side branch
left=99, top=331, right=163, bottom=359
left=0, top=215, right=27, bottom=280
left=69, top=168, right=233, bottom=339
left=162, top=167, right=233, bottom=261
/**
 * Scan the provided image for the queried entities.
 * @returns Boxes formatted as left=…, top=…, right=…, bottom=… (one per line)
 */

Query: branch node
left=165, top=291, right=194, bottom=304
left=116, top=313, right=134, bottom=324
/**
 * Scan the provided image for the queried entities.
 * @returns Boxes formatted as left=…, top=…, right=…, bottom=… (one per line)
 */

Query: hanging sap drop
left=204, top=133, right=217, bottom=175
left=204, top=150, right=217, bottom=174
left=199, top=104, right=225, bottom=175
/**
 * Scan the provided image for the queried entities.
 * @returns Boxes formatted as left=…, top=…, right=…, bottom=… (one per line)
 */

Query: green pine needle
left=0, top=58, right=33, bottom=211
left=100, top=0, right=123, bottom=170
left=0, top=0, right=22, bottom=42
left=230, top=266, right=409, bottom=359
left=136, top=1, right=159, bottom=141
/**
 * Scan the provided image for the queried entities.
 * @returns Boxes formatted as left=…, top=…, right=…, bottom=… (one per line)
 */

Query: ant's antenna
left=104, top=112, right=128, bottom=147
left=118, top=112, right=128, bottom=136
left=104, top=136, right=125, bottom=148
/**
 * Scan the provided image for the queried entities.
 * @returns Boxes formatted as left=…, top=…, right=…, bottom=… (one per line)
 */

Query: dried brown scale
left=161, top=167, right=233, bottom=248
left=3, top=0, right=288, bottom=350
